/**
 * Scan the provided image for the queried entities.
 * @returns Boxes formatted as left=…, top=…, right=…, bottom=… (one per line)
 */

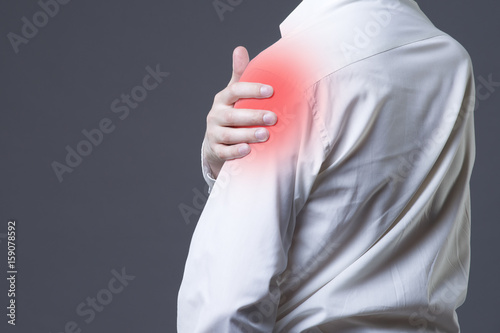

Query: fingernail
left=263, top=113, right=277, bottom=125
left=238, top=145, right=250, bottom=155
left=255, top=129, right=268, bottom=141
left=260, top=85, right=273, bottom=97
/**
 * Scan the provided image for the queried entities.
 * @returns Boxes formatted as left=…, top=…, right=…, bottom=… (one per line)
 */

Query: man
left=178, top=0, right=476, bottom=332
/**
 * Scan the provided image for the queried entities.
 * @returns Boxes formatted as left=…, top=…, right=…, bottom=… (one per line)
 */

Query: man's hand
left=203, top=46, right=277, bottom=179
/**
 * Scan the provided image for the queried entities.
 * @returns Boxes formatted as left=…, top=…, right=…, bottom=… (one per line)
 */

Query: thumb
left=228, top=46, right=250, bottom=86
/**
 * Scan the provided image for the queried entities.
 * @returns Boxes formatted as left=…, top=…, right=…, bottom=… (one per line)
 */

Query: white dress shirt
left=178, top=0, right=476, bottom=332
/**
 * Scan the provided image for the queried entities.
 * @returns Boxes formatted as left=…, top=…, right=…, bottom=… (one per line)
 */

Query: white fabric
left=179, top=0, right=476, bottom=332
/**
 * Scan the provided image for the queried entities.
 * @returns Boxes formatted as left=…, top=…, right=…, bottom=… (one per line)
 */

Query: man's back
left=178, top=1, right=475, bottom=332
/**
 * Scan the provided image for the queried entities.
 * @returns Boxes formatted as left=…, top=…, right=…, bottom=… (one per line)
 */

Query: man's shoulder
left=242, top=37, right=320, bottom=91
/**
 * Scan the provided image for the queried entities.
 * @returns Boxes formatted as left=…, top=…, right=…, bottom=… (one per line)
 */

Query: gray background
left=1, top=0, right=498, bottom=332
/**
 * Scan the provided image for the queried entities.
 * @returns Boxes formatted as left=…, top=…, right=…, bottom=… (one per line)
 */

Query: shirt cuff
left=201, top=139, right=216, bottom=194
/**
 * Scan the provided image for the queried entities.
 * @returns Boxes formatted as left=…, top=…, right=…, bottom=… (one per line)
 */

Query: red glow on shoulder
left=233, top=43, right=313, bottom=158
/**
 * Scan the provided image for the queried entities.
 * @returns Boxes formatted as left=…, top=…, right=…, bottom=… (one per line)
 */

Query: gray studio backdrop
left=1, top=1, right=498, bottom=332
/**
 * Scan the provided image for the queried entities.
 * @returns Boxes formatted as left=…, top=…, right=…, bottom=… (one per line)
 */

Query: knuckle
left=219, top=130, right=232, bottom=143
left=213, top=91, right=221, bottom=102
left=256, top=84, right=264, bottom=95
left=223, top=110, right=235, bottom=125
left=214, top=90, right=225, bottom=104
left=227, top=84, right=237, bottom=96
left=206, top=111, right=214, bottom=124
left=253, top=111, right=265, bottom=124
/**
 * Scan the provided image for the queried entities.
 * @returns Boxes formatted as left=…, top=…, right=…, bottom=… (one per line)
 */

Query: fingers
left=208, top=126, right=271, bottom=146
left=222, top=46, right=274, bottom=104
left=203, top=45, right=278, bottom=167
left=216, top=82, right=274, bottom=105
left=228, top=46, right=250, bottom=86
left=209, top=107, right=277, bottom=127
left=212, top=143, right=252, bottom=161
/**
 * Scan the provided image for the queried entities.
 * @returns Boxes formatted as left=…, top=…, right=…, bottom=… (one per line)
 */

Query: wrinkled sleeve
left=178, top=51, right=328, bottom=332
left=201, top=139, right=216, bottom=193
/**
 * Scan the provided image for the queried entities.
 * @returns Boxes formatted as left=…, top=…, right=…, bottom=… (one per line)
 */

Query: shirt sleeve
left=201, top=139, right=216, bottom=193
left=178, top=51, right=328, bottom=332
